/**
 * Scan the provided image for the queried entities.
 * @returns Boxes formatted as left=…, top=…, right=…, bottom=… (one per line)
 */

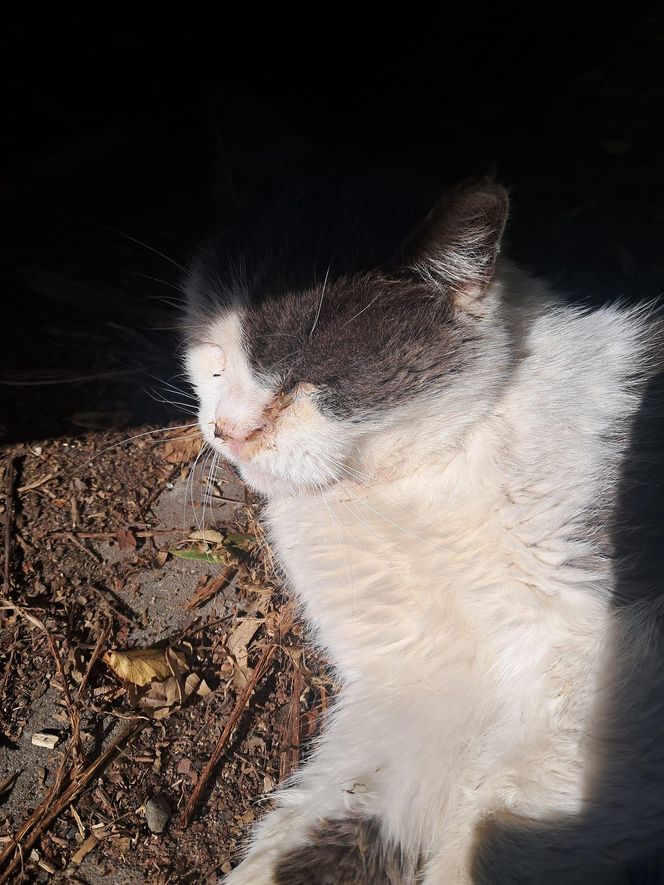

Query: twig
left=3, top=458, right=16, bottom=591
left=44, top=631, right=83, bottom=763
left=280, top=665, right=303, bottom=781
left=1, top=605, right=89, bottom=766
left=49, top=529, right=185, bottom=541
left=0, top=596, right=46, bottom=631
left=17, top=472, right=57, bottom=494
left=0, top=721, right=146, bottom=883
left=0, top=627, right=19, bottom=699
left=184, top=566, right=238, bottom=611
left=61, top=532, right=101, bottom=564
left=181, top=608, right=294, bottom=826
left=76, top=620, right=112, bottom=703
left=0, top=745, right=71, bottom=882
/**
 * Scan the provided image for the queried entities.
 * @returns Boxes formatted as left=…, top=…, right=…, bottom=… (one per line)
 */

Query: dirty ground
left=0, top=429, right=333, bottom=882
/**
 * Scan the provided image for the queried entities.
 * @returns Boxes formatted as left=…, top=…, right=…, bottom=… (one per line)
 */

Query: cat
left=184, top=178, right=664, bottom=884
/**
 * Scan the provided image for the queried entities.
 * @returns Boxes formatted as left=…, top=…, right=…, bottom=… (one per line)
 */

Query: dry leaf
left=196, top=678, right=212, bottom=697
left=154, top=550, right=169, bottom=568
left=0, top=771, right=19, bottom=799
left=227, top=618, right=262, bottom=690
left=188, top=529, right=223, bottom=545
left=103, top=647, right=188, bottom=686
left=104, top=642, right=209, bottom=720
left=159, top=428, right=202, bottom=465
left=130, top=676, right=180, bottom=719
left=130, top=671, right=203, bottom=719
left=176, top=757, right=198, bottom=785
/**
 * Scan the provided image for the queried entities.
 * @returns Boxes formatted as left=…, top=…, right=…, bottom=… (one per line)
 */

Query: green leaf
left=168, top=548, right=228, bottom=563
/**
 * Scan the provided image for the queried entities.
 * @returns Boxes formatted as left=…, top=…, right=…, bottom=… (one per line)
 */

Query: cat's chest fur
left=266, top=447, right=606, bottom=694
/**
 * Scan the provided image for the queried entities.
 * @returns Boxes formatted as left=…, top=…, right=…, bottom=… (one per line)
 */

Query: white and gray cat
left=184, top=180, right=664, bottom=884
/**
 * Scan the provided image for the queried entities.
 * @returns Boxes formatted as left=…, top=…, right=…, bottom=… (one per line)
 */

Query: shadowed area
left=470, top=362, right=664, bottom=883
left=2, top=11, right=662, bottom=441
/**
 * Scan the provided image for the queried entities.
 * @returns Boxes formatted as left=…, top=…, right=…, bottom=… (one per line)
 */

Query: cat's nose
left=214, top=419, right=264, bottom=455
left=214, top=419, right=248, bottom=443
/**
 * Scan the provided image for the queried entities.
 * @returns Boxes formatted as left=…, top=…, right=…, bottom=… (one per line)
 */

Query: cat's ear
left=404, top=182, right=509, bottom=305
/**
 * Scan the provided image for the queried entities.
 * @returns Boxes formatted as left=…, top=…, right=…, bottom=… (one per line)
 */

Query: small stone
left=145, top=796, right=172, bottom=834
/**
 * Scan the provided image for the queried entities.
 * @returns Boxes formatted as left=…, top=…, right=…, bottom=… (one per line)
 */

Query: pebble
left=145, top=795, right=172, bottom=834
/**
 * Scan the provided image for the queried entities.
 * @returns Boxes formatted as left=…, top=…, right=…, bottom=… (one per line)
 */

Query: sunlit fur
left=185, top=188, right=663, bottom=883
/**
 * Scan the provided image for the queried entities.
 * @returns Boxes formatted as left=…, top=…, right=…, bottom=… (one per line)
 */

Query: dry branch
left=181, top=608, right=294, bottom=826
left=0, top=721, right=146, bottom=883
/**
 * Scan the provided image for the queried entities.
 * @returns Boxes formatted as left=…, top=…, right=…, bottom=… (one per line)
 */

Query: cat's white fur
left=186, top=260, right=659, bottom=883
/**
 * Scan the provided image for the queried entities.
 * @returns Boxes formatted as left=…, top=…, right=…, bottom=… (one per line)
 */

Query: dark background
left=1, top=7, right=663, bottom=443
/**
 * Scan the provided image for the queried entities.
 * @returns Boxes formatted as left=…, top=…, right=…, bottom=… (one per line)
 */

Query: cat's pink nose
left=214, top=419, right=264, bottom=455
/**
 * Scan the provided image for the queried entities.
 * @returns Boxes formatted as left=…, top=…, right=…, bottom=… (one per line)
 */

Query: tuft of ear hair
left=406, top=182, right=509, bottom=304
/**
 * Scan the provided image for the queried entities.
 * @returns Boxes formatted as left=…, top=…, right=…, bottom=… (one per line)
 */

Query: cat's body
left=185, top=180, right=664, bottom=883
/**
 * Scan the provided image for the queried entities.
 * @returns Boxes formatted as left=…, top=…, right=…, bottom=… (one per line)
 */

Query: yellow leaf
left=103, top=647, right=188, bottom=687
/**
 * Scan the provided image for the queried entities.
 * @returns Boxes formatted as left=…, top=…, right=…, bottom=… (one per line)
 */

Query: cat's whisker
left=148, top=374, right=198, bottom=397
left=271, top=350, right=303, bottom=371
left=119, top=269, right=188, bottom=294
left=198, top=449, right=228, bottom=580
left=146, top=433, right=202, bottom=444
left=195, top=447, right=216, bottom=538
left=138, top=295, right=184, bottom=310
left=143, top=389, right=198, bottom=412
left=184, top=438, right=210, bottom=536
left=340, top=294, right=382, bottom=328
left=309, top=265, right=331, bottom=340
left=199, top=452, right=237, bottom=582
left=101, top=225, right=193, bottom=278
left=70, top=422, right=199, bottom=477
left=148, top=378, right=199, bottom=403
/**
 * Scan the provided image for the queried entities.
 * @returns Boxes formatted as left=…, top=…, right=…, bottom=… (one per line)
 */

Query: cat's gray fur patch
left=273, top=816, right=417, bottom=885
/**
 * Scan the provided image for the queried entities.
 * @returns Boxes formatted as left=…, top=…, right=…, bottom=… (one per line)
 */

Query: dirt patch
left=0, top=428, right=333, bottom=883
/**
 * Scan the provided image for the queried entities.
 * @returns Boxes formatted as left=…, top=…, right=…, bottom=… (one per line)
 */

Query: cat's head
left=184, top=182, right=510, bottom=497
